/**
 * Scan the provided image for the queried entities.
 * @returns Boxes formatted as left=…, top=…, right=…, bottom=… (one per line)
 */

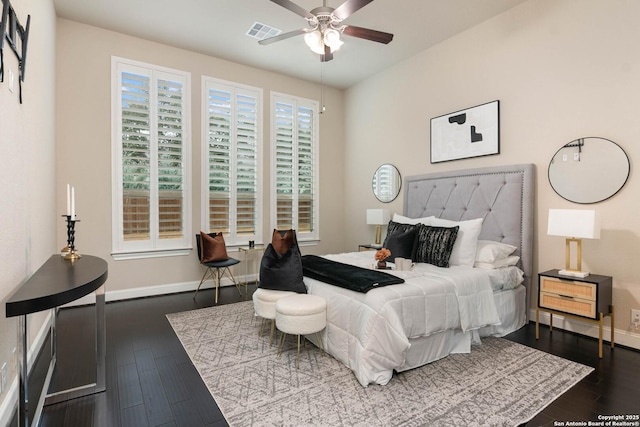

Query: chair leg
left=223, top=267, right=243, bottom=296
left=296, top=334, right=301, bottom=369
left=214, top=268, right=221, bottom=304
left=269, top=319, right=276, bottom=347
left=316, top=331, right=325, bottom=356
left=258, top=318, right=266, bottom=337
left=277, top=332, right=287, bottom=357
left=193, top=268, right=212, bottom=300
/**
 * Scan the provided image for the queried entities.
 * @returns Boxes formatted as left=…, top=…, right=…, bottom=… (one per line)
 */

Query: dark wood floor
left=11, top=285, right=640, bottom=427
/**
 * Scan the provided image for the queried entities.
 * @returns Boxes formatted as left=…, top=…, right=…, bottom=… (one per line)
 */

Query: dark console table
left=6, top=255, right=108, bottom=427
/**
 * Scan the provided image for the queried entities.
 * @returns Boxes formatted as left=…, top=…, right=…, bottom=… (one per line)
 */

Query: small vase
left=377, top=260, right=387, bottom=269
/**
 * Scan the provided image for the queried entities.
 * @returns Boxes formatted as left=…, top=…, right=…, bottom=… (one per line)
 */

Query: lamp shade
left=547, top=209, right=600, bottom=239
left=366, top=209, right=390, bottom=225
left=304, top=30, right=325, bottom=55
left=323, top=28, right=343, bottom=52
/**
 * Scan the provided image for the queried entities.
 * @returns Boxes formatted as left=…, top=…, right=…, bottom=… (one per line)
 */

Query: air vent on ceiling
left=246, top=22, right=282, bottom=40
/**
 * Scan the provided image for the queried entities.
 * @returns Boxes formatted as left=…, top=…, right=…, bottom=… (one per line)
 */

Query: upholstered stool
left=275, top=294, right=327, bottom=368
left=252, top=288, right=297, bottom=346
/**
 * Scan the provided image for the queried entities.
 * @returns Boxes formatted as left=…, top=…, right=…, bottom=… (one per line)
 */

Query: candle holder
left=61, top=215, right=81, bottom=260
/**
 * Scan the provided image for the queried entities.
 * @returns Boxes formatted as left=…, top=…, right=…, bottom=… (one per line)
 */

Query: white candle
left=66, top=184, right=71, bottom=216
left=71, top=187, right=76, bottom=220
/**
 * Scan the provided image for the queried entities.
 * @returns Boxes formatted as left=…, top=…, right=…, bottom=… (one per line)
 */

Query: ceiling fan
left=259, top=0, right=394, bottom=62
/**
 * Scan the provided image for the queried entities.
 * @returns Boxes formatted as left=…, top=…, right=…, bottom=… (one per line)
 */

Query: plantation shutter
left=204, top=78, right=261, bottom=244
left=112, top=57, right=191, bottom=257
left=157, top=78, right=185, bottom=239
left=274, top=101, right=295, bottom=230
left=236, top=93, right=259, bottom=236
left=121, top=71, right=152, bottom=241
left=206, top=87, right=232, bottom=233
left=272, top=94, right=318, bottom=239
left=297, top=106, right=314, bottom=233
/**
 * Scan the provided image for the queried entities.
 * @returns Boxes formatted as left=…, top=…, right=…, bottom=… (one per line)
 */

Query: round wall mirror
left=548, top=137, right=630, bottom=204
left=372, top=164, right=402, bottom=203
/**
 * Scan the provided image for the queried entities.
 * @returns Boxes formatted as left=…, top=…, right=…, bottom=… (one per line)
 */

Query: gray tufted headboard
left=403, top=164, right=535, bottom=310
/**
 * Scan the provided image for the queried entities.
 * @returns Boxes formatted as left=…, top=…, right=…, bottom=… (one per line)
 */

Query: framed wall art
left=430, top=100, right=500, bottom=163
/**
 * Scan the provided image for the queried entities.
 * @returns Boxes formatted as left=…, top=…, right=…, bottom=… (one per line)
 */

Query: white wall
left=0, top=0, right=57, bottom=417
left=343, top=0, right=640, bottom=335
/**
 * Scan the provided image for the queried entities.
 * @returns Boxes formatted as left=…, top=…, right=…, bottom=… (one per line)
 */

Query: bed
left=305, top=164, right=535, bottom=386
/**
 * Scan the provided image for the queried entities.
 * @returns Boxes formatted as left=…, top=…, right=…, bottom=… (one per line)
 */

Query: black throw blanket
left=301, top=255, right=405, bottom=293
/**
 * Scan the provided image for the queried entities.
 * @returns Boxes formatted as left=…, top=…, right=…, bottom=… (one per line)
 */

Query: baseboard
left=530, top=308, right=640, bottom=351
left=0, top=311, right=53, bottom=427
left=61, top=273, right=258, bottom=308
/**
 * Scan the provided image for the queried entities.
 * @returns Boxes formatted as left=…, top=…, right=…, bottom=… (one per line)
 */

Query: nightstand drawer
left=539, top=277, right=596, bottom=301
left=539, top=292, right=596, bottom=318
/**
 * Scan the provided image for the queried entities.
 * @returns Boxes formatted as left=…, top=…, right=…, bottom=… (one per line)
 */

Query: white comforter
left=304, top=251, right=505, bottom=386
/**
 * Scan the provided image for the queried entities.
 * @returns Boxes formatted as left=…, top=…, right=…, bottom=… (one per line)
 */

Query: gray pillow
left=413, top=224, right=459, bottom=268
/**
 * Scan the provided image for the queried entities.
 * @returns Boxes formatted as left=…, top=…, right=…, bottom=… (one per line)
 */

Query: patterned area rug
left=167, top=301, right=593, bottom=427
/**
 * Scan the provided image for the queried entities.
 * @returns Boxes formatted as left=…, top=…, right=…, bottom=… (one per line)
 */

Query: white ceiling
left=52, top=0, right=527, bottom=89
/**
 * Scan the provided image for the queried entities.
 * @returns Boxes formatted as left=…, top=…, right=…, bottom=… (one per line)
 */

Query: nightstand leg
left=598, top=312, right=604, bottom=359
left=610, top=305, right=615, bottom=349
left=549, top=313, right=553, bottom=332
left=535, top=307, right=539, bottom=339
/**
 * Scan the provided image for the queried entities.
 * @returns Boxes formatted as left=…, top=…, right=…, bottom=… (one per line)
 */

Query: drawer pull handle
left=558, top=294, right=574, bottom=300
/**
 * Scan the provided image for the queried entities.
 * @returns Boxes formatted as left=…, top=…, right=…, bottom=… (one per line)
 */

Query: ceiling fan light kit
left=260, top=0, right=393, bottom=62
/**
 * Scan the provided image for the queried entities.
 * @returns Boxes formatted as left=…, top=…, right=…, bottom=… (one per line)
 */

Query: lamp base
left=558, top=269, right=589, bottom=278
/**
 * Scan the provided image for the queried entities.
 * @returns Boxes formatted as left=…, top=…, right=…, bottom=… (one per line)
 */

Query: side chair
left=194, top=233, right=241, bottom=304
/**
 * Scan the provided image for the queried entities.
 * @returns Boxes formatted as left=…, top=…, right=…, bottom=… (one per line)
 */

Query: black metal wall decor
left=1, top=0, right=30, bottom=103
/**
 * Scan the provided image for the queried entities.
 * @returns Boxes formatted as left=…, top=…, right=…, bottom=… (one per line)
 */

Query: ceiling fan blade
left=258, top=28, right=307, bottom=45
left=342, top=25, right=394, bottom=44
left=332, top=0, right=375, bottom=20
left=269, top=0, right=314, bottom=20
left=321, top=44, right=333, bottom=62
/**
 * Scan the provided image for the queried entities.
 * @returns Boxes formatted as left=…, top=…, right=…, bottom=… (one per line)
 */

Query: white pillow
left=425, top=217, right=483, bottom=267
left=474, top=255, right=520, bottom=270
left=392, top=213, right=434, bottom=225
left=475, top=240, right=517, bottom=264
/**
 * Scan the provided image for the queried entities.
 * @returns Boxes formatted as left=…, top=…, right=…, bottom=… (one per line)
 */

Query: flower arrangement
left=374, top=248, right=391, bottom=261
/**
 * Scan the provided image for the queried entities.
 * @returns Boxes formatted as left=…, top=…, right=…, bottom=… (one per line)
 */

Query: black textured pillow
left=258, top=243, right=307, bottom=293
left=382, top=227, right=417, bottom=262
left=413, top=224, right=459, bottom=267
left=386, top=220, right=416, bottom=238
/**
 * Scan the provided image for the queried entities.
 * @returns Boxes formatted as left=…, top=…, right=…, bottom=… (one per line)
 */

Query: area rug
left=167, top=301, right=593, bottom=427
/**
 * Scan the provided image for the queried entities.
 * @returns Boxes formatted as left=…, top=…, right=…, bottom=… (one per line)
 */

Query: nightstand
left=536, top=269, right=614, bottom=358
left=358, top=244, right=381, bottom=252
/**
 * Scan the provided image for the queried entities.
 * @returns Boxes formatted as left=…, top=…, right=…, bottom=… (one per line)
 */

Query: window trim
left=269, top=91, right=320, bottom=243
left=201, top=76, right=263, bottom=247
left=111, top=56, right=192, bottom=259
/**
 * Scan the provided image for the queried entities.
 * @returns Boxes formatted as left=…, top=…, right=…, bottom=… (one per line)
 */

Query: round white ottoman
left=252, top=288, right=297, bottom=346
left=275, top=294, right=327, bottom=368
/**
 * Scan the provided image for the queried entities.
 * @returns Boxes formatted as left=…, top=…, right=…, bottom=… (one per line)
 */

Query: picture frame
left=430, top=100, right=500, bottom=163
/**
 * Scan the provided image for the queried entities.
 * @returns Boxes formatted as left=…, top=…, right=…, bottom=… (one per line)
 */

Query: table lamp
left=547, top=209, right=600, bottom=278
left=366, top=209, right=390, bottom=246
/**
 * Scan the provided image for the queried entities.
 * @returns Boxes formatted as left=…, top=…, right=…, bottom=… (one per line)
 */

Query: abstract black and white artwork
left=430, top=100, right=500, bottom=163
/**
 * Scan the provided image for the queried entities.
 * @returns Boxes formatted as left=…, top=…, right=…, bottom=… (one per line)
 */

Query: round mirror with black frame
left=548, top=137, right=630, bottom=204
left=372, top=164, right=402, bottom=203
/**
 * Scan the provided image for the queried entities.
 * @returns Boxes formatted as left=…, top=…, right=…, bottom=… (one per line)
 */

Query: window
left=202, top=77, right=262, bottom=246
left=270, top=92, right=320, bottom=242
left=111, top=57, right=191, bottom=259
